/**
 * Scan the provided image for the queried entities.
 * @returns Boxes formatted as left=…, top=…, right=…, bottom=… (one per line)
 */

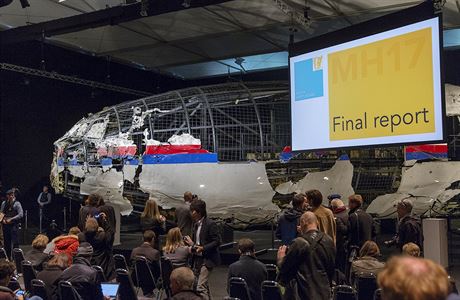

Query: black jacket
left=334, top=208, right=348, bottom=272
left=78, top=221, right=115, bottom=280
left=228, top=255, right=267, bottom=300
left=278, top=230, right=336, bottom=300
left=78, top=205, right=99, bottom=231
left=348, top=208, right=374, bottom=248
left=192, top=217, right=221, bottom=268
left=397, top=215, right=422, bottom=250
left=37, top=265, right=65, bottom=300
left=25, top=248, right=49, bottom=271
left=97, top=204, right=116, bottom=244
left=58, top=256, right=104, bottom=300
left=140, top=216, right=166, bottom=249
left=276, top=208, right=303, bottom=245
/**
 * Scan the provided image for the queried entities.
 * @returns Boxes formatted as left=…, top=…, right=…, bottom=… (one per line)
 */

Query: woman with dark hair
left=96, top=197, right=116, bottom=246
left=78, top=194, right=101, bottom=231
left=140, top=198, right=166, bottom=249
left=163, top=227, right=190, bottom=268
left=37, top=253, right=70, bottom=300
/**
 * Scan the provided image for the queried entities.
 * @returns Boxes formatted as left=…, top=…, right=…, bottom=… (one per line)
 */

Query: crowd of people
left=0, top=185, right=456, bottom=300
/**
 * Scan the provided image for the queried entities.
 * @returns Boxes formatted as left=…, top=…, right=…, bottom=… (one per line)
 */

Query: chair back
left=8, top=276, right=20, bottom=291
left=58, top=281, right=82, bottom=300
left=116, top=268, right=138, bottom=300
left=373, top=288, right=382, bottom=300
left=92, top=265, right=107, bottom=283
left=356, top=273, right=378, bottom=300
left=229, top=277, right=251, bottom=300
left=31, top=279, right=48, bottom=300
left=0, top=248, right=8, bottom=260
left=12, top=248, right=25, bottom=273
left=261, top=280, right=282, bottom=300
left=332, top=285, right=358, bottom=300
left=265, top=264, right=277, bottom=281
left=160, top=256, right=173, bottom=297
left=134, top=256, right=157, bottom=293
left=114, top=254, right=128, bottom=270
left=22, top=260, right=37, bottom=292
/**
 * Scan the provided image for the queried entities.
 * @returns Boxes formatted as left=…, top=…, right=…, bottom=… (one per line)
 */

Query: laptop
left=101, top=283, right=119, bottom=298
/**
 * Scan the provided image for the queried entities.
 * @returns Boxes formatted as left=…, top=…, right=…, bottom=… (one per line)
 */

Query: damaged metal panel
left=80, top=168, right=132, bottom=216
left=445, top=84, right=460, bottom=116
left=367, top=161, right=460, bottom=218
left=276, top=159, right=355, bottom=206
left=138, top=162, right=277, bottom=221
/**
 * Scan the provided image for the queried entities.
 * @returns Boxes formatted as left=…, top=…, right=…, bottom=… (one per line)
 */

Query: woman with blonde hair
left=141, top=198, right=166, bottom=249
left=25, top=234, right=50, bottom=271
left=163, top=227, right=190, bottom=268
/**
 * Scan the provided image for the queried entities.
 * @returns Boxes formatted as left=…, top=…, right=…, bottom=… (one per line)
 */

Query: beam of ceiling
left=0, top=0, right=236, bottom=45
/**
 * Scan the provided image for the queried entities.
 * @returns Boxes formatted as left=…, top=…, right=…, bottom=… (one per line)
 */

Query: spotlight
left=140, top=0, right=148, bottom=16
left=19, top=0, right=29, bottom=8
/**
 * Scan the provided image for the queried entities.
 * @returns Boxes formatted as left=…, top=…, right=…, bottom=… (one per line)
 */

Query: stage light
left=19, top=0, right=30, bottom=8
left=140, top=0, right=148, bottom=16
left=182, top=0, right=191, bottom=8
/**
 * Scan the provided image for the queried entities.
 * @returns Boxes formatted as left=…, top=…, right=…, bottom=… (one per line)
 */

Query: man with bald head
left=378, top=256, right=450, bottom=300
left=170, top=267, right=201, bottom=300
left=331, top=199, right=348, bottom=273
left=277, top=212, right=335, bottom=300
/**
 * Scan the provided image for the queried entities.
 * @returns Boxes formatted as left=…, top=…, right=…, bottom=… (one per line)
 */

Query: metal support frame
left=0, top=63, right=151, bottom=97
left=196, top=87, right=217, bottom=153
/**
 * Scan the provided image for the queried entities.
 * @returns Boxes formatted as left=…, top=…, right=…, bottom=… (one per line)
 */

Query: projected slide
left=290, top=17, right=443, bottom=151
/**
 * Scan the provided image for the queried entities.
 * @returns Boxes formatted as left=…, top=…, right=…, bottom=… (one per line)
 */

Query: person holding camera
left=78, top=215, right=115, bottom=280
left=184, top=199, right=220, bottom=300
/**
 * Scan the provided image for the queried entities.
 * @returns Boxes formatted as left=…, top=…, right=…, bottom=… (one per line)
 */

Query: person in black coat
left=277, top=212, right=336, bottom=300
left=37, top=253, right=69, bottom=300
left=227, top=238, right=267, bottom=300
left=184, top=199, right=221, bottom=300
left=25, top=234, right=50, bottom=272
left=58, top=242, right=104, bottom=300
left=96, top=198, right=116, bottom=246
left=78, top=194, right=100, bottom=231
left=331, top=199, right=349, bottom=274
left=140, top=198, right=166, bottom=250
left=78, top=216, right=115, bottom=280
left=275, top=193, right=307, bottom=245
left=385, top=199, right=422, bottom=251
left=348, top=194, right=374, bottom=249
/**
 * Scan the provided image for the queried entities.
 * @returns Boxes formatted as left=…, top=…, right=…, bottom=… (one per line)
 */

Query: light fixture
left=182, top=0, right=191, bottom=8
left=140, top=0, right=148, bottom=17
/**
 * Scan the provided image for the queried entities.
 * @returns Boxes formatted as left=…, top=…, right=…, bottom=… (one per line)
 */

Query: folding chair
left=116, top=268, right=138, bottom=300
left=0, top=248, right=8, bottom=260
left=114, top=254, right=128, bottom=270
left=22, top=260, right=37, bottom=293
left=229, top=277, right=251, bottom=300
left=374, top=288, right=382, bottom=300
left=265, top=264, right=277, bottom=281
left=261, top=280, right=282, bottom=300
left=92, top=265, right=107, bottom=283
left=31, top=279, right=48, bottom=300
left=58, top=281, right=82, bottom=300
left=160, top=256, right=173, bottom=299
left=134, top=256, right=158, bottom=297
left=332, top=285, right=358, bottom=300
left=12, top=248, right=25, bottom=274
left=356, top=272, right=378, bottom=300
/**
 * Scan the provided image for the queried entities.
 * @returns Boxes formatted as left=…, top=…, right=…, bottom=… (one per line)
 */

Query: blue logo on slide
left=294, top=58, right=324, bottom=101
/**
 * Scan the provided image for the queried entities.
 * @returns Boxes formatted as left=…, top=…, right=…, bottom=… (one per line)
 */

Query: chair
left=229, top=277, right=251, bottom=300
left=114, top=254, right=129, bottom=270
left=8, top=276, right=21, bottom=291
left=373, top=288, right=382, bottom=300
left=160, top=256, right=173, bottom=299
left=58, top=281, right=82, bottom=300
left=332, top=285, right=358, bottom=300
left=22, top=260, right=37, bottom=293
left=265, top=264, right=277, bottom=281
left=223, top=297, right=240, bottom=300
left=356, top=273, right=378, bottom=300
left=92, top=265, right=107, bottom=283
left=261, top=280, right=282, bottom=300
left=31, top=279, right=48, bottom=300
left=133, top=256, right=158, bottom=297
left=116, top=268, right=138, bottom=300
left=12, top=248, right=25, bottom=274
left=0, top=248, right=8, bottom=260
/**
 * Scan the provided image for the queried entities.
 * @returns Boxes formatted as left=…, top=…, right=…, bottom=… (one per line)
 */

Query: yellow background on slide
left=328, top=27, right=435, bottom=141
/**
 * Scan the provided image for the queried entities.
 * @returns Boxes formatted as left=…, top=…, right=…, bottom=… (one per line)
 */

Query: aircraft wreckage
left=51, top=82, right=460, bottom=223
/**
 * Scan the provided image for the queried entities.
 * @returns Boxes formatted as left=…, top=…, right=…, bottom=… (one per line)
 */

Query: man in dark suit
left=175, top=191, right=195, bottom=237
left=130, top=230, right=160, bottom=264
left=228, top=238, right=267, bottom=300
left=184, top=199, right=220, bottom=300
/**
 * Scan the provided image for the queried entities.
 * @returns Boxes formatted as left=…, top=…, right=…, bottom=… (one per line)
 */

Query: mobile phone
left=15, top=290, right=25, bottom=296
